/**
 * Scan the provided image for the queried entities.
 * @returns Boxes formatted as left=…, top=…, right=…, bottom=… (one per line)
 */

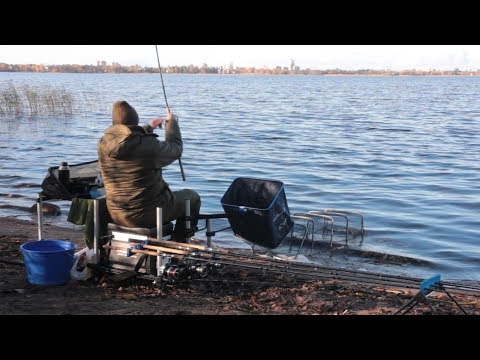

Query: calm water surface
left=1, top=73, right=479, bottom=280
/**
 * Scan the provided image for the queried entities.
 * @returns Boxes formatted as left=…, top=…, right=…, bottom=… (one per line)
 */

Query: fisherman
left=97, top=100, right=201, bottom=242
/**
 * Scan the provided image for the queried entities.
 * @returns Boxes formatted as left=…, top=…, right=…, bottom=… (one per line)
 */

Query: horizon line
left=0, top=61, right=478, bottom=73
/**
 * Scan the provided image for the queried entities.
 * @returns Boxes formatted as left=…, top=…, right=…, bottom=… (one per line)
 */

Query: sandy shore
left=0, top=216, right=478, bottom=315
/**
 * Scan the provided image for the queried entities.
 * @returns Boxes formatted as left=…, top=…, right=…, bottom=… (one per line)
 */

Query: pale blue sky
left=0, top=45, right=478, bottom=70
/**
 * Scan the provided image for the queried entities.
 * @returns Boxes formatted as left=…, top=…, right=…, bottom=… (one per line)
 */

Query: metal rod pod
left=36, top=193, right=44, bottom=240
left=156, top=207, right=163, bottom=276
left=93, top=199, right=99, bottom=264
left=185, top=199, right=191, bottom=229
left=206, top=218, right=212, bottom=248
left=185, top=199, right=191, bottom=244
left=156, top=207, right=163, bottom=240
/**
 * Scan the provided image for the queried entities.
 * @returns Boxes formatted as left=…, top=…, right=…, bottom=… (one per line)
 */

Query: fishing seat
left=104, top=222, right=174, bottom=277
left=103, top=202, right=193, bottom=277
left=107, top=222, right=174, bottom=238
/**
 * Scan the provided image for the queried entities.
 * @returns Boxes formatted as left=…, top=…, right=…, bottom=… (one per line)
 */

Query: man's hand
left=166, top=107, right=178, bottom=122
left=148, top=117, right=165, bottom=129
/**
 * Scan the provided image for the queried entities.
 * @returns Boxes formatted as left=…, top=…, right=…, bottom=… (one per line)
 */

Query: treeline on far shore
left=1, top=62, right=479, bottom=76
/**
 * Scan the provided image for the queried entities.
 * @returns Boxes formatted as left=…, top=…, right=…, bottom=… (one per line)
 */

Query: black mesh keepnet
left=221, top=178, right=294, bottom=248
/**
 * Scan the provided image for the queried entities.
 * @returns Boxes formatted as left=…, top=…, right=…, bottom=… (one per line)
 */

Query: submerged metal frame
left=284, top=208, right=366, bottom=254
left=309, top=210, right=349, bottom=243
left=294, top=212, right=335, bottom=252
left=289, top=215, right=316, bottom=256
left=325, top=209, right=364, bottom=235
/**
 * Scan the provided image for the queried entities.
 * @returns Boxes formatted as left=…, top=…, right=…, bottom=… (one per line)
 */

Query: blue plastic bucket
left=20, top=240, right=77, bottom=286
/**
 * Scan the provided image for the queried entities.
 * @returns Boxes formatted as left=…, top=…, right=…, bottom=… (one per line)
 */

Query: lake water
left=1, top=72, right=479, bottom=281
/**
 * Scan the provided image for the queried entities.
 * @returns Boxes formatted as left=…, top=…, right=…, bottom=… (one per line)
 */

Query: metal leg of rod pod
left=156, top=207, right=163, bottom=276
left=206, top=218, right=212, bottom=248
left=185, top=199, right=191, bottom=244
left=157, top=207, right=163, bottom=240
left=36, top=193, right=44, bottom=240
left=93, top=199, right=99, bottom=264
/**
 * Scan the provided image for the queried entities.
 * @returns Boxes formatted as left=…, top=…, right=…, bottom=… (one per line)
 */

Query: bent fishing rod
left=155, top=45, right=186, bottom=181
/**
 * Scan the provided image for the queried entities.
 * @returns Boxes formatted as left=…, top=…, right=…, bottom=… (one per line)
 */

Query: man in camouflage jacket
left=98, top=101, right=200, bottom=241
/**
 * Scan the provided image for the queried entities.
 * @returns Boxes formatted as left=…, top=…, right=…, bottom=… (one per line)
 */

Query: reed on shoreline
left=0, top=80, right=74, bottom=118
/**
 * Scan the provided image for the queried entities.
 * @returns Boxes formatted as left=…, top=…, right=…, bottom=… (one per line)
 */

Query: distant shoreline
left=1, top=62, right=476, bottom=76
left=1, top=71, right=478, bottom=77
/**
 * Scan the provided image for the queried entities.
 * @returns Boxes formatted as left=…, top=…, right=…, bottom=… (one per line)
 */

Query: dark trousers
left=163, top=189, right=201, bottom=241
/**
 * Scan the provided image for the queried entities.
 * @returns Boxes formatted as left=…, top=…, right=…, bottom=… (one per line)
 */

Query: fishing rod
left=155, top=45, right=186, bottom=181
left=119, top=237, right=480, bottom=297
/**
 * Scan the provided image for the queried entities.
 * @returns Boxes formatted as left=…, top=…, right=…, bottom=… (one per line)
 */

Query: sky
left=0, top=45, right=479, bottom=70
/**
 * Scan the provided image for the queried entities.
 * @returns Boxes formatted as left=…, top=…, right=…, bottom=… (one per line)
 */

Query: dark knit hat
left=112, top=101, right=139, bottom=126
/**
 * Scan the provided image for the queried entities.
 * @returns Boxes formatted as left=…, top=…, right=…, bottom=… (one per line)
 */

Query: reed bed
left=0, top=80, right=75, bottom=118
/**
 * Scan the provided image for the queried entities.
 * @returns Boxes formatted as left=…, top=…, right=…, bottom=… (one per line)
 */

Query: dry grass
left=0, top=80, right=75, bottom=118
